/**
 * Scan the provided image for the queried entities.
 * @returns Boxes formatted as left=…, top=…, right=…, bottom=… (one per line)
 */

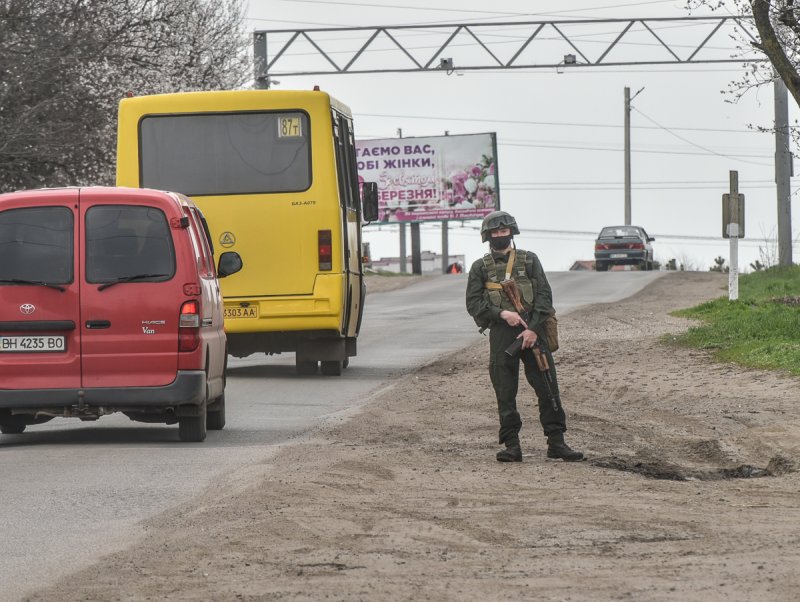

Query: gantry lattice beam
left=253, top=15, right=761, bottom=86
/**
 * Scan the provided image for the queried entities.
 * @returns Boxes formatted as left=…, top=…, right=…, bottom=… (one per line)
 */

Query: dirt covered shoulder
left=29, top=272, right=800, bottom=601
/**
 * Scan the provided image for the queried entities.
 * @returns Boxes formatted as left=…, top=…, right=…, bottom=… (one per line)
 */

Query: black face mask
left=489, top=235, right=512, bottom=251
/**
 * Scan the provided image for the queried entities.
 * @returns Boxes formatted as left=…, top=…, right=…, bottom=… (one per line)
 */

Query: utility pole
left=774, top=79, right=793, bottom=267
left=441, top=130, right=450, bottom=274
left=624, top=86, right=631, bottom=225
left=397, top=128, right=407, bottom=273
left=623, top=86, right=644, bottom=226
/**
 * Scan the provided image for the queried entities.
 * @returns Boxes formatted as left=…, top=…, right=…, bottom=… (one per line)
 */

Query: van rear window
left=0, top=206, right=73, bottom=284
left=85, top=206, right=175, bottom=283
left=139, top=111, right=311, bottom=196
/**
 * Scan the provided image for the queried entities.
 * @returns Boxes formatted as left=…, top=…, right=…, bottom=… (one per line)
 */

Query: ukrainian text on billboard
left=356, top=133, right=499, bottom=223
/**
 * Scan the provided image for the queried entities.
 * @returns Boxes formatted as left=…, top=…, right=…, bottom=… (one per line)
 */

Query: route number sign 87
left=278, top=116, right=302, bottom=137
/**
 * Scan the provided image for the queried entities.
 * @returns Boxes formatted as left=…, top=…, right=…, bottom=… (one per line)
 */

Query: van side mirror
left=647, top=237, right=655, bottom=242
left=217, top=252, right=243, bottom=278
left=362, top=182, right=379, bottom=223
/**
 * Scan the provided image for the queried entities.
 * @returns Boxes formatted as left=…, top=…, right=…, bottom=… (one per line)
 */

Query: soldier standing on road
left=465, top=211, right=584, bottom=463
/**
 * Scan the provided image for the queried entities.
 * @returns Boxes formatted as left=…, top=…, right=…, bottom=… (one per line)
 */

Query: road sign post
left=723, top=171, right=745, bottom=301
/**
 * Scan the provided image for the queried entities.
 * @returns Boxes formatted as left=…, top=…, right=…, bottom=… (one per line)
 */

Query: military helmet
left=480, top=211, right=520, bottom=242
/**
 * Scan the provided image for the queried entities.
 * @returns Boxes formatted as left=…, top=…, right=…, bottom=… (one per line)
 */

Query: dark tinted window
left=0, top=206, right=73, bottom=284
left=599, top=226, right=642, bottom=238
left=139, top=111, right=311, bottom=196
left=86, top=205, right=175, bottom=283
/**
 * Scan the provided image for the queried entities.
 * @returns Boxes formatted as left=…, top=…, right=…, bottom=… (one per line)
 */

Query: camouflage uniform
left=465, top=249, right=566, bottom=446
left=465, top=211, right=582, bottom=462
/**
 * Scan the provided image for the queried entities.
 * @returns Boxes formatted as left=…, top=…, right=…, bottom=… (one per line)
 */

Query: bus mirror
left=362, top=182, right=379, bottom=222
left=217, top=252, right=243, bottom=278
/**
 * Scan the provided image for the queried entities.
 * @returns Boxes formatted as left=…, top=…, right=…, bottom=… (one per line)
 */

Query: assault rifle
left=500, top=279, right=530, bottom=358
left=500, top=279, right=560, bottom=412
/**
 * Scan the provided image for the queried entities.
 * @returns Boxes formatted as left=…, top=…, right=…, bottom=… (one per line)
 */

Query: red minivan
left=0, top=187, right=242, bottom=442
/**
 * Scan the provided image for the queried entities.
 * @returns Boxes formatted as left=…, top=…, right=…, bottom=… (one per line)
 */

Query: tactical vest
left=482, top=249, right=535, bottom=312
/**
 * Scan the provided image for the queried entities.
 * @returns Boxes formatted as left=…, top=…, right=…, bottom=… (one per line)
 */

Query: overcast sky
left=245, top=0, right=798, bottom=271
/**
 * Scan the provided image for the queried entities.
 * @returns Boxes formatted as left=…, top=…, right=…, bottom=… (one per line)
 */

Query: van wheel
left=179, top=405, right=207, bottom=442
left=0, top=423, right=25, bottom=434
left=207, top=394, right=226, bottom=430
left=321, top=360, right=343, bottom=376
left=296, top=358, right=318, bottom=375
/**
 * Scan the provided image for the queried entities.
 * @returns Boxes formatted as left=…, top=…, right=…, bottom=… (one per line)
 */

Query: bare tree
left=687, top=1, right=800, bottom=108
left=0, top=0, right=249, bottom=192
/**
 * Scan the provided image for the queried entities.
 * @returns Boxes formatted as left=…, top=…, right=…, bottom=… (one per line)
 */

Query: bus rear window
left=139, top=112, right=311, bottom=196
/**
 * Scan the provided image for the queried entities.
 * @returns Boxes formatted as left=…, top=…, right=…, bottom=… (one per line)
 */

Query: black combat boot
left=496, top=439, right=522, bottom=462
left=546, top=431, right=584, bottom=462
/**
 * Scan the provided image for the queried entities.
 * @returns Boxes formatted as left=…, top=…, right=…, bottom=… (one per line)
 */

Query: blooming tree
left=0, top=0, right=249, bottom=192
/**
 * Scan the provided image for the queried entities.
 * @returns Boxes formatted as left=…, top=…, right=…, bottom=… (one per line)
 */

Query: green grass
left=668, top=266, right=800, bottom=375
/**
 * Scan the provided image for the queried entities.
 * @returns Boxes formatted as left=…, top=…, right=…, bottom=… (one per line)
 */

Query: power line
left=356, top=112, right=763, bottom=134
left=260, top=0, right=684, bottom=25
left=497, top=140, right=773, bottom=162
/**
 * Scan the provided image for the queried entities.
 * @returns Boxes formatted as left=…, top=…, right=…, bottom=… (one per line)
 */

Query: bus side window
left=340, top=117, right=361, bottom=212
left=332, top=116, right=349, bottom=210
left=333, top=113, right=359, bottom=212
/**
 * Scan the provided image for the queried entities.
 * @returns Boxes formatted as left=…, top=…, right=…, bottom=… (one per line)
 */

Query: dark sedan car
left=594, top=225, right=655, bottom=271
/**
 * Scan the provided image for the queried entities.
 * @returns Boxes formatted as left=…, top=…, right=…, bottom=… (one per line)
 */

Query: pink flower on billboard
left=442, top=154, right=497, bottom=210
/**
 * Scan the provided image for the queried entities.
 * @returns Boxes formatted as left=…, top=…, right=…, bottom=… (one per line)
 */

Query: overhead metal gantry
left=252, top=16, right=793, bottom=269
left=253, top=16, right=760, bottom=82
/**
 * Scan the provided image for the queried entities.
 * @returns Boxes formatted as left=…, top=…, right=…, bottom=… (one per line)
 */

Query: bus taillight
left=318, top=230, right=332, bottom=271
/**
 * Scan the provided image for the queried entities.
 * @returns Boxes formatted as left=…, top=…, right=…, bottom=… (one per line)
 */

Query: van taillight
left=318, top=230, right=332, bottom=271
left=179, top=300, right=200, bottom=352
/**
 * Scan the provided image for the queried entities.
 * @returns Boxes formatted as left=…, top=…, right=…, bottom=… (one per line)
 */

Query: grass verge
left=667, top=266, right=800, bottom=376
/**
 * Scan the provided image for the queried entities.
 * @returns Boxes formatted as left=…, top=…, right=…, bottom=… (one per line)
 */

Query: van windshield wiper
left=0, top=278, right=66, bottom=292
left=97, top=274, right=169, bottom=291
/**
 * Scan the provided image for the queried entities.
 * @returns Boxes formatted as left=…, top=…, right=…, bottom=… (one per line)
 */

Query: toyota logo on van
left=20, top=303, right=35, bottom=315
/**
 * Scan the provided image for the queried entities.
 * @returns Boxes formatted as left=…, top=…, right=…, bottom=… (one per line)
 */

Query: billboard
left=356, top=132, right=499, bottom=223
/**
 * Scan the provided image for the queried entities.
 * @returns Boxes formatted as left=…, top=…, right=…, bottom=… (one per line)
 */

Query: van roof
left=0, top=186, right=192, bottom=210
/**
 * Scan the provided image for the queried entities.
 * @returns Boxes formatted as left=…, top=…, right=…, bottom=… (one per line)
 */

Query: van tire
left=0, top=423, right=25, bottom=434
left=207, top=394, right=226, bottom=430
left=321, top=360, right=343, bottom=376
left=179, top=405, right=207, bottom=442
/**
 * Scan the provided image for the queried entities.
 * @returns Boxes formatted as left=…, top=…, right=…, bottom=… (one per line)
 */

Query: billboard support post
left=411, top=223, right=422, bottom=275
left=441, top=220, right=449, bottom=274
left=399, top=223, right=407, bottom=273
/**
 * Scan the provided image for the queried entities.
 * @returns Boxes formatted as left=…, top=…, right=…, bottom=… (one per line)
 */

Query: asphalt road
left=0, top=269, right=664, bottom=601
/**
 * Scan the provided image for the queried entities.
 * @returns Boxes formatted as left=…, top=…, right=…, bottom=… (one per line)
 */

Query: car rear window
left=0, top=206, right=73, bottom=284
left=600, top=227, right=641, bottom=238
left=85, top=205, right=175, bottom=283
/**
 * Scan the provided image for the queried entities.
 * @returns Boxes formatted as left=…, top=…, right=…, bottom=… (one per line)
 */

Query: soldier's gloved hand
left=517, top=329, right=538, bottom=350
left=500, top=310, right=527, bottom=328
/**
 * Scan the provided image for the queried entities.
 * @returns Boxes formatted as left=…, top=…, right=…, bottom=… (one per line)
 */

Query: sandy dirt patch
left=27, top=272, right=800, bottom=601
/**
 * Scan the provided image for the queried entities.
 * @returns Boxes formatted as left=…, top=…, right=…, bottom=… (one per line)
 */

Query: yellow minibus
left=116, top=89, right=378, bottom=376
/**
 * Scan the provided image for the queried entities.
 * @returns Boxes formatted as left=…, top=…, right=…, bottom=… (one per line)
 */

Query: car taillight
left=629, top=242, right=644, bottom=250
left=179, top=300, right=200, bottom=352
left=319, top=229, right=332, bottom=271
left=595, top=243, right=608, bottom=251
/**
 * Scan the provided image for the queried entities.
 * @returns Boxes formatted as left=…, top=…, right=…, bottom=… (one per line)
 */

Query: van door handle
left=86, top=320, right=111, bottom=329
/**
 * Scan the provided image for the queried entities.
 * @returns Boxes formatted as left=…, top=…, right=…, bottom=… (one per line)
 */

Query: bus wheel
left=296, top=358, right=319, bottom=376
left=321, top=360, right=343, bottom=376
